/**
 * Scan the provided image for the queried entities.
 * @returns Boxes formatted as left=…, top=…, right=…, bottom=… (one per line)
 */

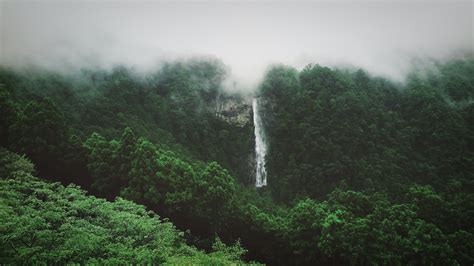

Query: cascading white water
left=252, top=98, right=267, bottom=187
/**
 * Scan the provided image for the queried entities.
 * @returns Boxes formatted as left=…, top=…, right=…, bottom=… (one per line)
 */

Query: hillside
left=0, top=57, right=473, bottom=265
left=0, top=148, right=252, bottom=264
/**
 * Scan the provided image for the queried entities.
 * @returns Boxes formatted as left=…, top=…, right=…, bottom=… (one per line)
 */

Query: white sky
left=1, top=0, right=473, bottom=88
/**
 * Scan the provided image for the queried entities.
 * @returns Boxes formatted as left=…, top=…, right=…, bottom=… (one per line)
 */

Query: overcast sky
left=1, top=0, right=473, bottom=88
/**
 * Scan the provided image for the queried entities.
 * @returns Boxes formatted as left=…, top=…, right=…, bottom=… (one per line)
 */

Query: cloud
left=1, top=0, right=472, bottom=89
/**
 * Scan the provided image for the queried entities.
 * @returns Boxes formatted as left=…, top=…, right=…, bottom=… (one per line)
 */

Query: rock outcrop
left=215, top=94, right=252, bottom=127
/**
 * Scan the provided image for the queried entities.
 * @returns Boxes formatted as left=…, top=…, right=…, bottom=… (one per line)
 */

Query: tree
left=0, top=85, right=17, bottom=147
left=122, top=138, right=161, bottom=206
left=197, top=162, right=236, bottom=234
left=286, top=199, right=328, bottom=264
left=8, top=98, right=71, bottom=181
left=83, top=133, right=120, bottom=198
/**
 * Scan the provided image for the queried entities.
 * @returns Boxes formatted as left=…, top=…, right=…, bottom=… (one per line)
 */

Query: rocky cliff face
left=215, top=94, right=252, bottom=127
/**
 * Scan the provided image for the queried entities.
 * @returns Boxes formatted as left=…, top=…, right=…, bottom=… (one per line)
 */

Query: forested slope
left=0, top=57, right=473, bottom=265
left=259, top=60, right=473, bottom=203
left=0, top=148, right=251, bottom=264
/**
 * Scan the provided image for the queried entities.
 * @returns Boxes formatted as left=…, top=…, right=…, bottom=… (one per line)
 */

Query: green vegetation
left=260, top=62, right=473, bottom=203
left=0, top=57, right=473, bottom=264
left=0, top=148, right=251, bottom=264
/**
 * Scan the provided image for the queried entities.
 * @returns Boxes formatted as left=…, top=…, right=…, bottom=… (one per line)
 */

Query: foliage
left=0, top=149, right=249, bottom=264
left=1, top=57, right=473, bottom=265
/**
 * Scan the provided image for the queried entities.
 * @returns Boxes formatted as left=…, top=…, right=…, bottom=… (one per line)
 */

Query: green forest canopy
left=0, top=57, right=473, bottom=265
left=0, top=148, right=251, bottom=265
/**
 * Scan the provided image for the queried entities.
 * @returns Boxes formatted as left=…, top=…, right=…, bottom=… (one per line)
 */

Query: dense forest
left=0, top=57, right=473, bottom=265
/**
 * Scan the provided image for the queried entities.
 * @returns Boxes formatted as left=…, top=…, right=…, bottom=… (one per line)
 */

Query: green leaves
left=0, top=148, right=35, bottom=179
left=0, top=149, right=248, bottom=264
left=83, top=133, right=121, bottom=198
left=82, top=128, right=241, bottom=238
left=1, top=58, right=473, bottom=265
left=196, top=162, right=236, bottom=233
left=199, top=162, right=236, bottom=207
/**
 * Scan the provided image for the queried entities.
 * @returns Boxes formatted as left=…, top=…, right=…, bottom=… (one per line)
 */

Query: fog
left=1, top=0, right=472, bottom=90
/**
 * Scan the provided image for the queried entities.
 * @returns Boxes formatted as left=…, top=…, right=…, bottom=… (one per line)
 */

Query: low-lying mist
left=1, top=0, right=472, bottom=91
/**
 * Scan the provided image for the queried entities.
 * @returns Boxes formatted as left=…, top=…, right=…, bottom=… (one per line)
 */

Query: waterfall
left=252, top=98, right=267, bottom=187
